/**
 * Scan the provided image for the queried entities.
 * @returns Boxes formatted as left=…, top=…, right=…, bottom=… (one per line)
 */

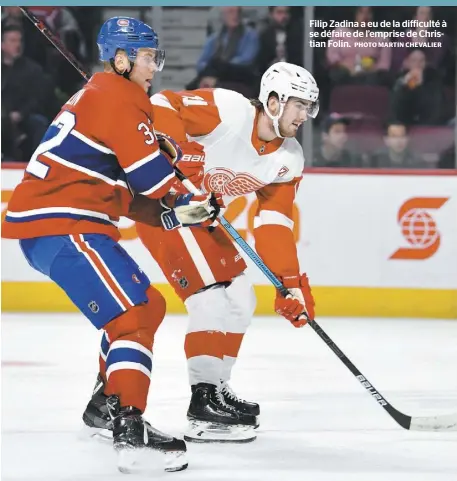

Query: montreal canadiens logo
left=117, top=18, right=130, bottom=27
left=203, top=168, right=266, bottom=196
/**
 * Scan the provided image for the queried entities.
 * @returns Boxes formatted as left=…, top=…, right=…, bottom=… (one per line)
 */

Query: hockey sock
left=184, top=286, right=230, bottom=386
left=98, top=331, right=110, bottom=386
left=103, top=286, right=165, bottom=412
left=185, top=330, right=226, bottom=385
left=221, top=333, right=245, bottom=382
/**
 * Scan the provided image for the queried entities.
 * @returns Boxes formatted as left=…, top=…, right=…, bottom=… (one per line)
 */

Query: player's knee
left=245, top=282, right=257, bottom=319
left=105, top=307, right=143, bottom=343
left=227, top=274, right=257, bottom=329
left=144, top=285, right=166, bottom=328
left=104, top=287, right=166, bottom=348
left=105, top=308, right=155, bottom=349
left=185, top=285, right=230, bottom=333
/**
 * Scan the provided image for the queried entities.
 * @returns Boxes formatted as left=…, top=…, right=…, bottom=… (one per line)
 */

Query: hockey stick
left=175, top=170, right=457, bottom=433
left=22, top=6, right=457, bottom=432
left=20, top=7, right=90, bottom=82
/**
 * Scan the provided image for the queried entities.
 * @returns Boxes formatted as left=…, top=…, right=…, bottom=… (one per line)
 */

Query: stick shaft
left=20, top=7, right=91, bottom=82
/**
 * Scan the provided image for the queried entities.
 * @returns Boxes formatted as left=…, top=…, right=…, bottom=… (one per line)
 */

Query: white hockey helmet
left=259, top=62, right=319, bottom=137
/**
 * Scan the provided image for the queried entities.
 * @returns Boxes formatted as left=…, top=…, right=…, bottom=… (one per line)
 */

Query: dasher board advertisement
left=2, top=167, right=456, bottom=318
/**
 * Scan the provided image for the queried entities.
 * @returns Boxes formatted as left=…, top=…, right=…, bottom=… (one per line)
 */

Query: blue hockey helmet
left=97, top=17, right=165, bottom=71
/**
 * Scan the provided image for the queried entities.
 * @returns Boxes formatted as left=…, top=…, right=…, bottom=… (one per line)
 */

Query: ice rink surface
left=2, top=313, right=457, bottom=481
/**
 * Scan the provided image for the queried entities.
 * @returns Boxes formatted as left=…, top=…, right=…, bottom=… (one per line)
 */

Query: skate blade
left=164, top=450, right=189, bottom=472
left=253, top=416, right=260, bottom=429
left=184, top=420, right=256, bottom=443
left=79, top=425, right=113, bottom=444
left=117, top=448, right=139, bottom=474
left=116, top=446, right=188, bottom=474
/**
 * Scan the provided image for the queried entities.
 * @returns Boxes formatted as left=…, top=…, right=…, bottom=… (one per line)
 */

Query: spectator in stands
left=2, top=6, right=48, bottom=68
left=206, top=6, right=268, bottom=35
left=313, top=114, right=363, bottom=167
left=370, top=121, right=427, bottom=168
left=28, top=7, right=86, bottom=99
left=391, top=49, right=446, bottom=126
left=187, top=6, right=259, bottom=97
left=437, top=143, right=455, bottom=169
left=391, top=7, right=451, bottom=74
left=256, top=7, right=303, bottom=75
left=2, top=6, right=86, bottom=100
left=1, top=26, right=50, bottom=162
left=326, top=7, right=392, bottom=86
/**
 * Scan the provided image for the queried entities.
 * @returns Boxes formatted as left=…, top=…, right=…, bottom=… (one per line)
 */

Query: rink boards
left=2, top=167, right=457, bottom=318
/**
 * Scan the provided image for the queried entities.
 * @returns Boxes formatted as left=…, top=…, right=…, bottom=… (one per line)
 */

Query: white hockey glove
left=160, top=192, right=224, bottom=231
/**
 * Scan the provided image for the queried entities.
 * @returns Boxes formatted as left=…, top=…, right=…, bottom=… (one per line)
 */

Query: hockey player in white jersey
left=83, top=62, right=319, bottom=443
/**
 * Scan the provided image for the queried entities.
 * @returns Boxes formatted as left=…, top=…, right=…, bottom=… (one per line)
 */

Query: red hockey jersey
left=3, top=72, right=176, bottom=241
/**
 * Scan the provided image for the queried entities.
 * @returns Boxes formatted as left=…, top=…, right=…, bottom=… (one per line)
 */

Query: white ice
left=2, top=314, right=457, bottom=481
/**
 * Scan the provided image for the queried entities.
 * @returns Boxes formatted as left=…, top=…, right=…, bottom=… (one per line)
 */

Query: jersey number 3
left=26, top=110, right=76, bottom=179
left=138, top=122, right=155, bottom=145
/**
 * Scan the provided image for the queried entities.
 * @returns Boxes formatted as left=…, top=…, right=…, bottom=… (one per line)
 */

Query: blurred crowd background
left=1, top=5, right=456, bottom=168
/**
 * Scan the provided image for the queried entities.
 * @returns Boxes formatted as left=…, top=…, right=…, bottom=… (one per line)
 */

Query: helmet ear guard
left=262, top=91, right=286, bottom=139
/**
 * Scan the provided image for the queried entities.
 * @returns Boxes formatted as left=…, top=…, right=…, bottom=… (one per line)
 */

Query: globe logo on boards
left=401, top=210, right=437, bottom=248
left=390, top=197, right=449, bottom=260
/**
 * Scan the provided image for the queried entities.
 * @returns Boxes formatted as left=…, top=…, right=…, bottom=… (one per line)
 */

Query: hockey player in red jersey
left=2, top=16, right=223, bottom=472
left=138, top=62, right=319, bottom=442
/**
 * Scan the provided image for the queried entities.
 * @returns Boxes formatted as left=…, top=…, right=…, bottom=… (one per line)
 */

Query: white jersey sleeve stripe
left=150, top=93, right=177, bottom=111
left=124, top=149, right=161, bottom=174
left=253, top=210, right=294, bottom=230
left=71, top=130, right=115, bottom=155
left=140, top=171, right=175, bottom=196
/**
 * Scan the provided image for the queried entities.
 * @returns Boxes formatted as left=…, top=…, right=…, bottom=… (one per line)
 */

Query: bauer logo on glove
left=171, top=141, right=206, bottom=194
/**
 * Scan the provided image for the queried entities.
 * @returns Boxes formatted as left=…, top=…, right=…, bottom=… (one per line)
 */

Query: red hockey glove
left=274, top=273, right=315, bottom=328
left=172, top=141, right=205, bottom=194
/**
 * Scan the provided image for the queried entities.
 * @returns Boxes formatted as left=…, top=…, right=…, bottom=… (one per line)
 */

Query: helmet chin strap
left=110, top=58, right=135, bottom=80
left=264, top=102, right=285, bottom=139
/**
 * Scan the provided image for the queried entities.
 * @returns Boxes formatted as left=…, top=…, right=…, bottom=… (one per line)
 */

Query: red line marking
left=2, top=361, right=50, bottom=367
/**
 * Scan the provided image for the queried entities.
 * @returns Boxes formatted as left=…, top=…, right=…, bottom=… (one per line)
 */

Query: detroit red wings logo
left=203, top=168, right=266, bottom=196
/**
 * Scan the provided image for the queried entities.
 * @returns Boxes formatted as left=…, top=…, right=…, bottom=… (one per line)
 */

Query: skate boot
left=82, top=374, right=112, bottom=441
left=185, top=382, right=257, bottom=443
left=107, top=395, right=188, bottom=473
left=220, top=381, right=260, bottom=417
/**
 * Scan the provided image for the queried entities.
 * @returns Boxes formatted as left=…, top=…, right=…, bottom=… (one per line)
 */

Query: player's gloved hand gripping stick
left=153, top=132, right=224, bottom=230
left=21, top=5, right=457, bottom=433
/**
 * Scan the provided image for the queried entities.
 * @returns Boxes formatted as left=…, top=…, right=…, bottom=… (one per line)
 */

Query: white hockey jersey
left=150, top=88, right=305, bottom=278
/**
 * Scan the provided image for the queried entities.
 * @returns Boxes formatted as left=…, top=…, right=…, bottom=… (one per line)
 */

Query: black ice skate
left=107, top=395, right=188, bottom=473
left=220, top=381, right=260, bottom=417
left=185, top=382, right=257, bottom=443
left=82, top=374, right=112, bottom=441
